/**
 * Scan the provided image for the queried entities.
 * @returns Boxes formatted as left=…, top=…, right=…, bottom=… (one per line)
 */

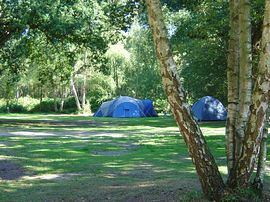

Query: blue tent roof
left=94, top=96, right=158, bottom=118
left=191, top=96, right=227, bottom=121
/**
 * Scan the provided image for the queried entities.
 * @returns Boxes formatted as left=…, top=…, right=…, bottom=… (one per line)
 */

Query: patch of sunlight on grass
left=65, top=150, right=85, bottom=154
left=103, top=162, right=127, bottom=168
left=31, top=158, right=68, bottom=163
left=11, top=131, right=58, bottom=137
left=25, top=165, right=51, bottom=172
left=23, top=173, right=81, bottom=181
left=31, top=149, right=51, bottom=152
left=3, top=188, right=14, bottom=192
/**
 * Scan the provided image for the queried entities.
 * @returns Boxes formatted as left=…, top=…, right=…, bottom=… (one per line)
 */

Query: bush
left=30, top=99, right=57, bottom=113
left=17, top=96, right=39, bottom=111
left=30, top=97, right=78, bottom=113
left=8, top=103, right=27, bottom=113
left=0, top=96, right=79, bottom=114
left=87, top=72, right=115, bottom=112
left=0, top=97, right=39, bottom=113
left=62, top=97, right=77, bottom=113
left=153, top=99, right=170, bottom=114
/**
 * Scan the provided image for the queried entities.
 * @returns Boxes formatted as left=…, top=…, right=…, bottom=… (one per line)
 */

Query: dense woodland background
left=0, top=0, right=264, bottom=114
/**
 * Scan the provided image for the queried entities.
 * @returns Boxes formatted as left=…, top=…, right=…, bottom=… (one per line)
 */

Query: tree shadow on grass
left=0, top=160, right=25, bottom=180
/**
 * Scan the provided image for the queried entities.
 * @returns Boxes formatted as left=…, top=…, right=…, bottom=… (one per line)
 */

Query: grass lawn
left=0, top=114, right=269, bottom=201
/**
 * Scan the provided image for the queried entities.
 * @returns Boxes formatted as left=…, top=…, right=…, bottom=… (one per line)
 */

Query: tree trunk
left=253, top=107, right=269, bottom=191
left=71, top=76, right=82, bottom=112
left=237, top=0, right=253, bottom=135
left=82, top=74, right=86, bottom=110
left=40, top=86, right=43, bottom=103
left=16, top=86, right=20, bottom=101
left=227, top=0, right=253, bottom=187
left=235, top=0, right=252, bottom=159
left=236, top=0, right=270, bottom=186
left=53, top=87, right=58, bottom=112
left=226, top=0, right=240, bottom=178
left=60, top=86, right=66, bottom=112
left=146, top=0, right=225, bottom=200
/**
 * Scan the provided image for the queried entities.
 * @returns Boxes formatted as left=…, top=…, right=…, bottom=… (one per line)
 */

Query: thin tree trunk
left=16, top=86, right=20, bottom=101
left=146, top=0, right=225, bottom=200
left=82, top=74, right=86, bottom=110
left=60, top=86, right=66, bottom=112
left=40, top=86, right=43, bottom=103
left=226, top=0, right=240, bottom=178
left=227, top=0, right=253, bottom=187
left=236, top=0, right=270, bottom=186
left=53, top=87, right=58, bottom=112
left=114, top=63, right=119, bottom=94
left=235, top=0, right=252, bottom=159
left=71, top=76, right=82, bottom=111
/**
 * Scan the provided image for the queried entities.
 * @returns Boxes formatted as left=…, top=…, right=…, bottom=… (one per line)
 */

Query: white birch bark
left=146, top=0, right=225, bottom=200
left=71, top=76, right=82, bottom=111
left=253, top=107, right=269, bottom=190
left=235, top=0, right=252, bottom=152
left=236, top=0, right=270, bottom=186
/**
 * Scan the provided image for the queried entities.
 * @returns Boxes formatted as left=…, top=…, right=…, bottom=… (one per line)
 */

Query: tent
left=191, top=96, right=227, bottom=121
left=94, top=96, right=158, bottom=118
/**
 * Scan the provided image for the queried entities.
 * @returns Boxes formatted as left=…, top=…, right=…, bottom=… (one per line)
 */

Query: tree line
left=1, top=0, right=254, bottom=113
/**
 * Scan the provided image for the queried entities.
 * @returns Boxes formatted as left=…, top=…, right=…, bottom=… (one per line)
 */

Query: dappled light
left=0, top=115, right=208, bottom=201
left=0, top=114, right=269, bottom=200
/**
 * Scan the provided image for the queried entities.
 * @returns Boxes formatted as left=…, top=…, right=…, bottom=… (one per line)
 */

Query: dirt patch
left=0, top=160, right=25, bottom=180
left=0, top=119, right=111, bottom=128
left=92, top=150, right=130, bottom=156
left=92, top=142, right=140, bottom=156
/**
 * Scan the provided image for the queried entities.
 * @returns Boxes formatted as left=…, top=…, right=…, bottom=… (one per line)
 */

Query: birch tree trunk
left=82, top=50, right=87, bottom=111
left=146, top=0, right=225, bottom=200
left=253, top=107, right=269, bottom=190
left=227, top=0, right=253, bottom=187
left=60, top=86, right=66, bottom=112
left=82, top=74, right=86, bottom=110
left=53, top=87, right=58, bottom=112
left=236, top=0, right=270, bottom=186
left=235, top=0, right=252, bottom=160
left=226, top=0, right=240, bottom=177
left=71, top=76, right=82, bottom=112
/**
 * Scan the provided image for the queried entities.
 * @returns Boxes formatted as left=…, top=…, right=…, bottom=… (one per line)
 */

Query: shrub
left=62, top=97, right=77, bottom=113
left=17, top=96, right=39, bottom=111
left=0, top=97, right=39, bottom=113
left=30, top=99, right=57, bottom=113
left=153, top=99, right=170, bottom=114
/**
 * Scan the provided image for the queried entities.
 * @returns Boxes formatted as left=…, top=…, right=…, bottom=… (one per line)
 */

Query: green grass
left=0, top=114, right=269, bottom=201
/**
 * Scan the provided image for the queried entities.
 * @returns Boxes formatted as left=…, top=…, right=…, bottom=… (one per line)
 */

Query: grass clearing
left=0, top=114, right=269, bottom=201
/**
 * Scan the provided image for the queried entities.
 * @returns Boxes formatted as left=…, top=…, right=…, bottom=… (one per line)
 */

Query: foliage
left=0, top=96, right=79, bottom=113
left=0, top=97, right=39, bottom=113
left=221, top=187, right=261, bottom=202
left=153, top=98, right=170, bottom=114
left=123, top=19, right=166, bottom=101
left=164, top=1, right=229, bottom=104
left=87, top=71, right=116, bottom=111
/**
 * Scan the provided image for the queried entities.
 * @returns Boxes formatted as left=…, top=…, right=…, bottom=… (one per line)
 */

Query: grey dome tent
left=191, top=96, right=227, bottom=121
left=94, top=96, right=158, bottom=118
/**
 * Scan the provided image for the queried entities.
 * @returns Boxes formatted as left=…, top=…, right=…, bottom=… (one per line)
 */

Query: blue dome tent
left=191, top=96, right=227, bottom=121
left=141, top=99, right=158, bottom=117
left=94, top=96, right=158, bottom=118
